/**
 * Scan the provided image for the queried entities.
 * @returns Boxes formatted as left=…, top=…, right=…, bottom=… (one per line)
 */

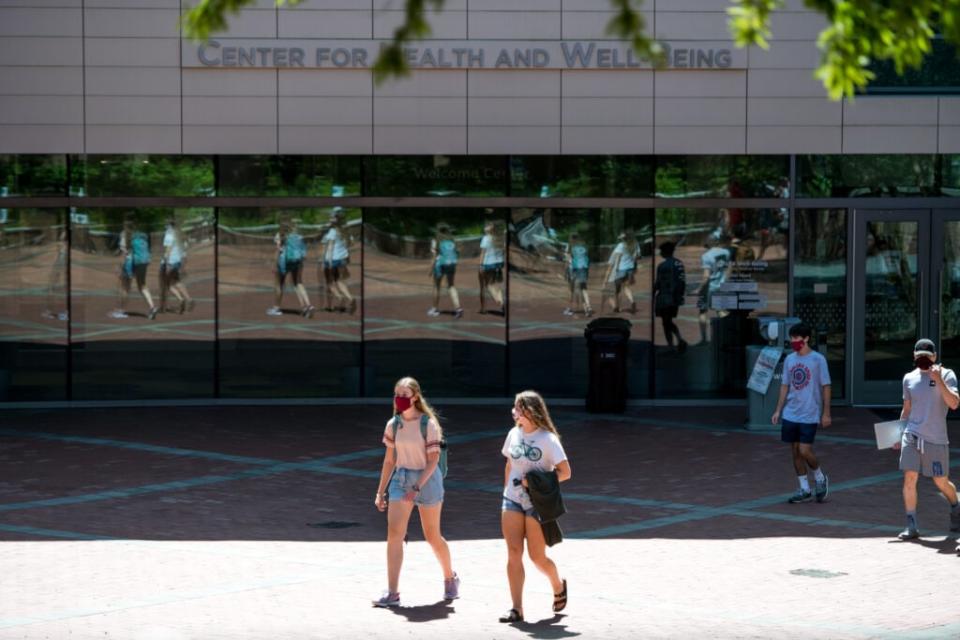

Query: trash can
left=745, top=317, right=799, bottom=430
left=584, top=317, right=631, bottom=413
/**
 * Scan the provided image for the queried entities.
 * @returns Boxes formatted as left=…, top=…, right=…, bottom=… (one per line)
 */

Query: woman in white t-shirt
left=499, top=390, right=571, bottom=623
left=161, top=218, right=194, bottom=315
left=602, top=229, right=640, bottom=314
left=478, top=221, right=505, bottom=315
left=321, top=211, right=356, bottom=314
left=373, top=376, right=459, bottom=608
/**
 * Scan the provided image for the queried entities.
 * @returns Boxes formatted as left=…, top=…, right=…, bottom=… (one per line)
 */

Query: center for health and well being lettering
left=193, top=40, right=736, bottom=70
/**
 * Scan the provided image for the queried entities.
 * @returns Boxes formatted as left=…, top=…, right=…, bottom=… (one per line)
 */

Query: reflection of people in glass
left=723, top=179, right=746, bottom=240
left=695, top=234, right=732, bottom=345
left=428, top=222, right=462, bottom=318
left=372, top=377, right=459, bottom=608
left=563, top=233, right=592, bottom=317
left=322, top=210, right=356, bottom=314
left=268, top=219, right=314, bottom=318
left=757, top=179, right=789, bottom=261
left=478, top=221, right=505, bottom=315
left=41, top=227, right=68, bottom=321
left=602, top=230, right=640, bottom=314
left=160, top=217, right=194, bottom=314
left=654, top=242, right=687, bottom=353
left=111, top=218, right=158, bottom=320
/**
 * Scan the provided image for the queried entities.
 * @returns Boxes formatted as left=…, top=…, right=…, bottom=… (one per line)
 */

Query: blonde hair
left=393, top=376, right=442, bottom=437
left=514, top=390, right=559, bottom=438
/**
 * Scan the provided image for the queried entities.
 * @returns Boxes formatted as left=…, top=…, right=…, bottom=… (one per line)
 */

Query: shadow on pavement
left=388, top=601, right=455, bottom=623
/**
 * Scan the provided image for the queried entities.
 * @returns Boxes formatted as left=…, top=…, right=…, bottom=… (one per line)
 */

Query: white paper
left=874, top=420, right=907, bottom=450
left=747, top=346, right=783, bottom=394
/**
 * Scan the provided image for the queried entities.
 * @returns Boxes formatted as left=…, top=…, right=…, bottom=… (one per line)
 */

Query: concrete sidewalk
left=1, top=405, right=958, bottom=639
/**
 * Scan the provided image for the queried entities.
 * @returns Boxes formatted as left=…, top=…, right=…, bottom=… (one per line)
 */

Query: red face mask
left=395, top=396, right=413, bottom=412
left=790, top=339, right=805, bottom=352
left=915, top=356, right=933, bottom=371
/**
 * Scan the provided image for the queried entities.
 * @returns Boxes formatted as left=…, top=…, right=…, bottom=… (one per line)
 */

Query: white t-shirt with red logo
left=782, top=350, right=831, bottom=424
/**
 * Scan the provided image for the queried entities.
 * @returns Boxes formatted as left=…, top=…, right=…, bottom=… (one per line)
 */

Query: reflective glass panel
left=794, top=209, right=846, bottom=399
left=0, top=155, right=67, bottom=197
left=70, top=155, right=214, bottom=197
left=363, top=208, right=506, bottom=397
left=867, top=38, right=960, bottom=95
left=510, top=156, right=653, bottom=197
left=218, top=207, right=362, bottom=397
left=940, top=219, right=960, bottom=369
left=364, top=156, right=508, bottom=197
left=863, top=220, right=919, bottom=381
left=508, top=208, right=653, bottom=397
left=70, top=208, right=216, bottom=399
left=654, top=208, right=788, bottom=398
left=0, top=208, right=67, bottom=400
left=797, top=155, right=939, bottom=197
left=655, top=156, right=789, bottom=198
left=218, top=156, right=361, bottom=197
left=942, top=155, right=960, bottom=196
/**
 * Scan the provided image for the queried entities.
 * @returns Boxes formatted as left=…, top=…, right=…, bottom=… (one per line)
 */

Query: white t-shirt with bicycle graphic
left=501, top=426, right=568, bottom=511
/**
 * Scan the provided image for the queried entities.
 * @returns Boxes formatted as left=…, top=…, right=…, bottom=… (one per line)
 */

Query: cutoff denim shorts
left=388, top=467, right=444, bottom=507
left=501, top=496, right=539, bottom=519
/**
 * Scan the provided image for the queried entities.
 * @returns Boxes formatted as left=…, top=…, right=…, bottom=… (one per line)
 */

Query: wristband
left=411, top=484, right=421, bottom=493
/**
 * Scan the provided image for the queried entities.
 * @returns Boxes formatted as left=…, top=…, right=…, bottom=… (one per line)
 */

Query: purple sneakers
left=443, top=573, right=460, bottom=600
left=373, top=591, right=400, bottom=608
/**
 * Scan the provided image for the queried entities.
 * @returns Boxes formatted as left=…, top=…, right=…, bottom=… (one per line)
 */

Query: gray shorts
left=899, top=432, right=950, bottom=478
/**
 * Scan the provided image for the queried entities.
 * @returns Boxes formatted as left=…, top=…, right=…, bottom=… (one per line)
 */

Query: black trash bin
left=584, top=317, right=632, bottom=413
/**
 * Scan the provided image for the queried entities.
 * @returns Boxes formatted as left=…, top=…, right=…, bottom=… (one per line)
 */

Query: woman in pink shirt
left=373, top=376, right=459, bottom=608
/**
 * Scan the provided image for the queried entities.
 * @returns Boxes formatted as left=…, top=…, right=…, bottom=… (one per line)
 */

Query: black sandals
left=553, top=579, right=568, bottom=612
left=498, top=608, right=524, bottom=623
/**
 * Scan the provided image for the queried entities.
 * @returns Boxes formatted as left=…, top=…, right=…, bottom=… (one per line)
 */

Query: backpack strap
left=419, top=413, right=429, bottom=442
left=391, top=415, right=401, bottom=461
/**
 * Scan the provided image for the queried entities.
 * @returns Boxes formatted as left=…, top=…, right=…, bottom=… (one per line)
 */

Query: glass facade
left=653, top=207, right=789, bottom=398
left=4, top=153, right=958, bottom=402
left=793, top=209, right=847, bottom=398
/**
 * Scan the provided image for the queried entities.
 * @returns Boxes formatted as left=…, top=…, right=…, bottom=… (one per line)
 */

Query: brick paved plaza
left=1, top=405, right=958, bottom=639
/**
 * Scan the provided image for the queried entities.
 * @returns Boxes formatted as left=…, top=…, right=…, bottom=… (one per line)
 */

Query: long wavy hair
left=393, top=376, right=442, bottom=437
left=514, top=390, right=559, bottom=439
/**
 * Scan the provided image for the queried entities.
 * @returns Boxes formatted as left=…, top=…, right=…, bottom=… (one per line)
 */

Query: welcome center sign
left=184, top=40, right=745, bottom=70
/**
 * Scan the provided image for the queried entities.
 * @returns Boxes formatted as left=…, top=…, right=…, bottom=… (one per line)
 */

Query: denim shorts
left=388, top=467, right=444, bottom=507
left=501, top=496, right=539, bottom=519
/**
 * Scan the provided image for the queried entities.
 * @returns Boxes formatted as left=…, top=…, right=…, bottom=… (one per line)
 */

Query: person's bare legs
left=791, top=442, right=809, bottom=476
left=448, top=286, right=461, bottom=310
left=118, top=276, right=130, bottom=312
left=524, top=514, right=563, bottom=595
left=501, top=510, right=526, bottom=615
left=932, top=475, right=958, bottom=505
left=386, top=499, right=415, bottom=594
left=419, top=503, right=454, bottom=580
left=797, top=443, right=820, bottom=472
left=902, top=470, right=919, bottom=513
left=138, top=284, right=155, bottom=310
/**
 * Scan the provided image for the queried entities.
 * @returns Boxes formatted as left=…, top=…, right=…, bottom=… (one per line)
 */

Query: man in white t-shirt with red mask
left=893, top=339, right=960, bottom=540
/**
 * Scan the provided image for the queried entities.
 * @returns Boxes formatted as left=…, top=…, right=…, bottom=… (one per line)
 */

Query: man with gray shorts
left=894, top=339, right=960, bottom=540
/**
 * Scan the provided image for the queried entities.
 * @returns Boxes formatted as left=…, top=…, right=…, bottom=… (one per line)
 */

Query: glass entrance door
left=852, top=209, right=960, bottom=405
left=933, top=210, right=960, bottom=376
left=853, top=210, right=928, bottom=405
